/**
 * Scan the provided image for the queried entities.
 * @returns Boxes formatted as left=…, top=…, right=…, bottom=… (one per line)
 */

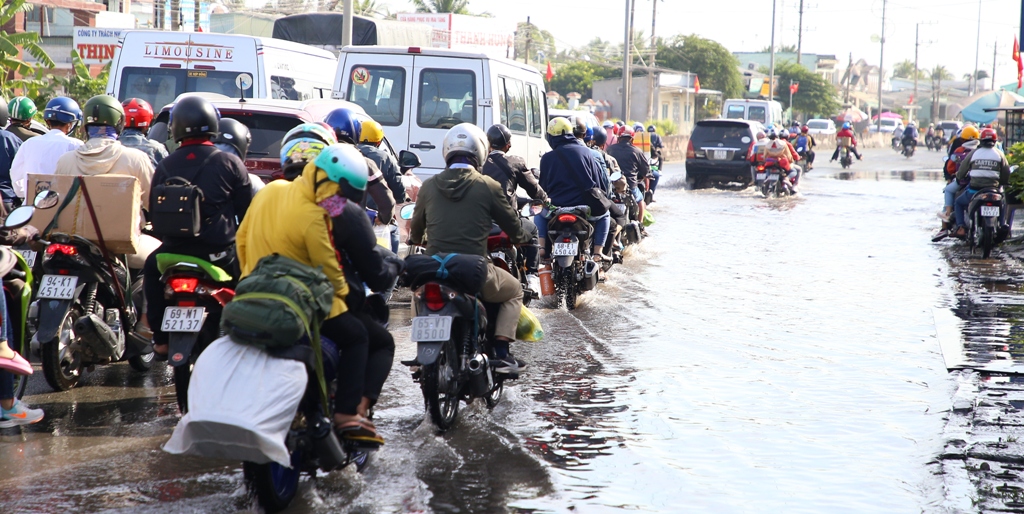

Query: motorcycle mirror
left=609, top=172, right=623, bottom=182
left=4, top=206, right=34, bottom=229
left=399, top=150, right=422, bottom=169
left=33, top=190, right=59, bottom=210
left=1013, top=165, right=1019, bottom=173
left=399, top=203, right=416, bottom=220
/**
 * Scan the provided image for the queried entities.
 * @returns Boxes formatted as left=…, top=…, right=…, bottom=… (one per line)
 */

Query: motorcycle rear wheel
left=981, top=225, right=995, bottom=259
left=562, top=266, right=579, bottom=310
left=129, top=351, right=155, bottom=372
left=422, top=338, right=460, bottom=431
left=41, top=306, right=83, bottom=392
left=244, top=453, right=302, bottom=514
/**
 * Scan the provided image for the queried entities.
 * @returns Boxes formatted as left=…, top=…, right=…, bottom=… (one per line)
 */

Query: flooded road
left=0, top=148, right=993, bottom=513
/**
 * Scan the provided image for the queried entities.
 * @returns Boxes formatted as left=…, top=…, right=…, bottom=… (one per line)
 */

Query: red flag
left=545, top=62, right=553, bottom=82
left=1015, top=36, right=1023, bottom=89
left=789, top=83, right=799, bottom=94
left=909, top=94, right=914, bottom=104
left=694, top=76, right=700, bottom=94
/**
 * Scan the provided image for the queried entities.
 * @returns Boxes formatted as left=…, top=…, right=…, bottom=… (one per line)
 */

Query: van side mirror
left=399, top=150, right=422, bottom=169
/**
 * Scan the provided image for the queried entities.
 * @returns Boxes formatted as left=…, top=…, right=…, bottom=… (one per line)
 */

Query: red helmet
left=980, top=128, right=998, bottom=142
left=122, top=98, right=154, bottom=129
left=620, top=125, right=635, bottom=137
left=801, top=125, right=809, bottom=133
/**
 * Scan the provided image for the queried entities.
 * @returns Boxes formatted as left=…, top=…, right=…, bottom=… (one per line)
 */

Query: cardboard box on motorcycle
left=26, top=174, right=142, bottom=254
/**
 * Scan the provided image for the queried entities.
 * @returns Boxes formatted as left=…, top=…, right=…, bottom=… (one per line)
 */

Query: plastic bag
left=516, top=306, right=544, bottom=342
left=643, top=209, right=656, bottom=227
left=163, top=335, right=307, bottom=467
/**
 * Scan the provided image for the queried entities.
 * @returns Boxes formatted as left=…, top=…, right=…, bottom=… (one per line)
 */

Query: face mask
left=87, top=125, right=119, bottom=140
left=317, top=194, right=347, bottom=217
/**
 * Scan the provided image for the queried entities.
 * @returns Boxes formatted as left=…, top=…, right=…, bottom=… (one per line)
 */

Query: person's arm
left=489, top=181, right=529, bottom=244
left=367, top=180, right=396, bottom=224
left=956, top=150, right=975, bottom=182
left=149, top=160, right=166, bottom=211
left=133, top=154, right=155, bottom=211
left=1001, top=155, right=1012, bottom=186
left=305, top=216, right=349, bottom=311
left=336, top=204, right=395, bottom=292
left=230, top=157, right=254, bottom=221
left=383, top=156, right=407, bottom=204
left=9, top=143, right=28, bottom=199
left=513, top=159, right=546, bottom=201
left=409, top=186, right=428, bottom=244
left=635, top=149, right=651, bottom=180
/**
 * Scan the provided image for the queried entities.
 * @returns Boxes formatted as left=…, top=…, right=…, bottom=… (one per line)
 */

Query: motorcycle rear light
left=178, top=300, right=196, bottom=307
left=45, top=243, right=77, bottom=256
left=563, top=237, right=571, bottom=243
left=557, top=214, right=577, bottom=223
left=169, top=277, right=199, bottom=293
left=757, top=165, right=765, bottom=171
left=57, top=269, right=70, bottom=275
left=423, top=283, right=445, bottom=311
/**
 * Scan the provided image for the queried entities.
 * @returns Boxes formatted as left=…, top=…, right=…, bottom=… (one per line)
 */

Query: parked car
left=867, top=118, right=900, bottom=134
left=805, top=118, right=836, bottom=136
left=685, top=119, right=760, bottom=189
left=936, top=120, right=963, bottom=138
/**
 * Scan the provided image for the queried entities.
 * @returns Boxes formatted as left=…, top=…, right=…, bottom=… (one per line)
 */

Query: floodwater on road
left=0, top=148, right=980, bottom=513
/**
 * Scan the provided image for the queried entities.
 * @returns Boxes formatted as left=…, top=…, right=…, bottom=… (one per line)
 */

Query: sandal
left=335, top=417, right=383, bottom=444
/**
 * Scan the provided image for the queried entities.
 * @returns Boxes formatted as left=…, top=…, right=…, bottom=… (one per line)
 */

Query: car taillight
left=557, top=214, right=577, bottom=223
left=686, top=139, right=695, bottom=159
left=169, top=277, right=199, bottom=293
left=45, top=243, right=77, bottom=256
left=424, top=283, right=445, bottom=311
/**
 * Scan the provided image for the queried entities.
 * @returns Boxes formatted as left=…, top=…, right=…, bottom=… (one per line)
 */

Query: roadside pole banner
left=72, top=28, right=127, bottom=65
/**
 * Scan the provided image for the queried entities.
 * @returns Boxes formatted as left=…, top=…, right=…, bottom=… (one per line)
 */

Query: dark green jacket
left=410, top=164, right=529, bottom=257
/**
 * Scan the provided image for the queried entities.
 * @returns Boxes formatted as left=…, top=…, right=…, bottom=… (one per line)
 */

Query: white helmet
left=780, top=129, right=790, bottom=138
left=442, top=123, right=489, bottom=168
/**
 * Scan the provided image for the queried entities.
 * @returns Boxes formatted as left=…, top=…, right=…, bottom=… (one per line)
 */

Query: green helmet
left=314, top=144, right=368, bottom=192
left=8, top=96, right=37, bottom=122
left=83, top=94, right=125, bottom=133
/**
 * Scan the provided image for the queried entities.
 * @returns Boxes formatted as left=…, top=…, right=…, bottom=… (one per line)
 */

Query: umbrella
left=872, top=112, right=903, bottom=120
left=951, top=90, right=1024, bottom=124
left=835, top=107, right=868, bottom=123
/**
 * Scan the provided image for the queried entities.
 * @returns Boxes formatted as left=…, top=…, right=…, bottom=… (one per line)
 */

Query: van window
left=271, top=76, right=317, bottom=101
left=504, top=78, right=527, bottom=133
left=345, top=65, right=405, bottom=126
left=497, top=77, right=508, bottom=126
left=222, top=112, right=303, bottom=159
left=527, top=83, right=543, bottom=136
left=118, top=67, right=251, bottom=111
left=747, top=106, right=767, bottom=123
left=726, top=105, right=745, bottom=119
left=418, top=69, right=475, bottom=128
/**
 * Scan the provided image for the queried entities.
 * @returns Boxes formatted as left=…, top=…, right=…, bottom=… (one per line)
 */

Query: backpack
left=221, top=254, right=335, bottom=349
left=150, top=151, right=218, bottom=238
left=795, top=135, right=809, bottom=152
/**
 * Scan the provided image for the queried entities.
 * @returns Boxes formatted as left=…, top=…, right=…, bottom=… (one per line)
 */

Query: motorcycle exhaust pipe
left=467, top=353, right=492, bottom=397
left=310, top=416, right=346, bottom=471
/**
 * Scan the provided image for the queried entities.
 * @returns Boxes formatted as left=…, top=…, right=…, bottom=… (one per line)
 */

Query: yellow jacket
left=236, top=162, right=349, bottom=317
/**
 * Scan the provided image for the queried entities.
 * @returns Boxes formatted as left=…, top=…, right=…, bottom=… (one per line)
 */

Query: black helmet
left=571, top=116, right=588, bottom=139
left=486, top=123, right=512, bottom=149
left=214, top=118, right=251, bottom=159
left=169, top=96, right=219, bottom=143
left=592, top=125, right=608, bottom=147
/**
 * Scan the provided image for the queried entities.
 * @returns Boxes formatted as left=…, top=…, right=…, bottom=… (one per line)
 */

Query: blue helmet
left=583, top=125, right=595, bottom=142
left=842, top=122, right=851, bottom=130
left=43, top=96, right=82, bottom=128
left=323, top=108, right=362, bottom=144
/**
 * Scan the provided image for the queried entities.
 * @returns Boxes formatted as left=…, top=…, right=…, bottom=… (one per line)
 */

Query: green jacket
left=410, top=164, right=529, bottom=257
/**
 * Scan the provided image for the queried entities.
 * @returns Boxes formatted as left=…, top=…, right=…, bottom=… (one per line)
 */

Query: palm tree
left=412, top=0, right=471, bottom=13
left=354, top=0, right=387, bottom=16
left=893, top=60, right=918, bottom=79
left=0, top=0, right=54, bottom=96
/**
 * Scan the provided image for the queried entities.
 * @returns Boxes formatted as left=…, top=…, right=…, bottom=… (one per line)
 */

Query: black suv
left=685, top=119, right=760, bottom=189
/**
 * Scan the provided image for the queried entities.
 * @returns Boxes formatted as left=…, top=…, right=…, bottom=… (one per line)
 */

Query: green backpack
left=221, top=254, right=334, bottom=349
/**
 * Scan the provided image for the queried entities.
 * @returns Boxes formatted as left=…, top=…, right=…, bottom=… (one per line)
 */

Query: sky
left=379, top=0, right=1024, bottom=84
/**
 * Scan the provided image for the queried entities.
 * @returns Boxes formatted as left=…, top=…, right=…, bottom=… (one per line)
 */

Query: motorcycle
left=757, top=158, right=795, bottom=198
left=967, top=187, right=1007, bottom=259
left=545, top=206, right=600, bottom=310
left=902, top=139, right=916, bottom=158
left=157, top=254, right=235, bottom=413
left=1, top=203, right=39, bottom=400
left=794, top=137, right=813, bottom=172
left=603, top=172, right=642, bottom=264
left=488, top=222, right=539, bottom=307
left=839, top=146, right=854, bottom=169
left=31, top=190, right=154, bottom=391
left=926, top=134, right=942, bottom=151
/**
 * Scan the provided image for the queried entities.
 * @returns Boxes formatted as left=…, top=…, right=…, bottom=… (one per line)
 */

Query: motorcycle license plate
left=765, top=174, right=780, bottom=182
left=755, top=173, right=767, bottom=181
left=713, top=150, right=727, bottom=160
left=981, top=205, right=1000, bottom=217
left=16, top=249, right=35, bottom=267
left=161, top=306, right=206, bottom=333
left=411, top=316, right=452, bottom=342
left=37, top=275, right=78, bottom=299
left=552, top=242, right=578, bottom=256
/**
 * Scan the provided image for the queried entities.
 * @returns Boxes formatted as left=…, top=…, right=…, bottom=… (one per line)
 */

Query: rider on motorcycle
left=932, top=131, right=980, bottom=241
left=10, top=97, right=83, bottom=199
left=831, top=122, right=863, bottom=161
left=951, top=128, right=1010, bottom=238
left=408, top=123, right=531, bottom=374
left=324, top=108, right=396, bottom=224
left=119, top=98, right=168, bottom=168
left=891, top=122, right=904, bottom=148
left=143, top=96, right=253, bottom=357
left=795, top=125, right=816, bottom=168
left=357, top=119, right=407, bottom=253
left=481, top=123, right=546, bottom=274
left=545, top=117, right=613, bottom=256
left=605, top=125, right=650, bottom=227
left=901, top=122, right=919, bottom=150
left=212, top=118, right=266, bottom=195
left=948, top=125, right=979, bottom=157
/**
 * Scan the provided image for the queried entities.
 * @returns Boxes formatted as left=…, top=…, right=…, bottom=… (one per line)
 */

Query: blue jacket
left=0, top=130, right=22, bottom=203
left=119, top=129, right=168, bottom=168
left=588, top=147, right=612, bottom=193
left=539, top=135, right=604, bottom=208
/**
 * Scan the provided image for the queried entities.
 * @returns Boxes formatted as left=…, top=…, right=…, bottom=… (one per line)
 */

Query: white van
left=334, top=46, right=549, bottom=175
left=106, top=31, right=338, bottom=111
left=722, top=99, right=784, bottom=129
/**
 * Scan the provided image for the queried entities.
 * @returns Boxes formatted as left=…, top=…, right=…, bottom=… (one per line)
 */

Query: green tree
left=656, top=34, right=743, bottom=99
left=761, top=44, right=798, bottom=53
left=546, top=61, right=619, bottom=99
left=514, top=21, right=556, bottom=63
left=930, top=65, right=954, bottom=121
left=0, top=0, right=54, bottom=97
left=892, top=59, right=924, bottom=79
left=762, top=60, right=840, bottom=117
left=412, top=0, right=470, bottom=14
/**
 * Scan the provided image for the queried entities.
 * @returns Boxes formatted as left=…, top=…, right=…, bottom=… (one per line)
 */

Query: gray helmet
left=442, top=123, right=488, bottom=168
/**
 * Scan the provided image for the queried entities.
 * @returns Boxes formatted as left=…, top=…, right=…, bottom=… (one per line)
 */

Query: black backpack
left=150, top=151, right=218, bottom=238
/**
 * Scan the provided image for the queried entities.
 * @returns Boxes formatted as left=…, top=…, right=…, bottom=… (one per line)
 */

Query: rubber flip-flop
left=0, top=352, right=33, bottom=375
left=336, top=420, right=382, bottom=442
left=932, top=230, right=949, bottom=242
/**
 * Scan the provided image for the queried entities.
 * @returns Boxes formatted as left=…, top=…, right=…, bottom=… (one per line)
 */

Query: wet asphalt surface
left=4, top=146, right=1024, bottom=513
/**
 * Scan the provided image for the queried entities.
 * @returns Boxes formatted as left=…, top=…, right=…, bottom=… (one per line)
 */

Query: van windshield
left=807, top=120, right=829, bottom=130
left=725, top=105, right=745, bottom=119
left=118, top=67, right=252, bottom=111
left=747, top=106, right=767, bottom=123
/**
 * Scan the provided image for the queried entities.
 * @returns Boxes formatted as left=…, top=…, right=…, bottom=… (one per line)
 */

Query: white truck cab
left=722, top=99, right=785, bottom=130
left=334, top=46, right=549, bottom=175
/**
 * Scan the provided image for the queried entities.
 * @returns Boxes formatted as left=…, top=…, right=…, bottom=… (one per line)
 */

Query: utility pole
left=876, top=0, right=887, bottom=133
left=524, top=16, right=532, bottom=64
left=972, top=0, right=981, bottom=94
left=797, top=0, right=804, bottom=65
left=769, top=0, right=777, bottom=100
left=844, top=52, right=853, bottom=103
left=648, top=0, right=658, bottom=121
left=788, top=79, right=795, bottom=118
left=342, top=0, right=353, bottom=46
left=914, top=23, right=920, bottom=124
left=993, top=41, right=998, bottom=91
left=622, top=0, right=631, bottom=121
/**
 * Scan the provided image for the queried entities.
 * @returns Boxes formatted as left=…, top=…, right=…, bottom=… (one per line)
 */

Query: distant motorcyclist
left=482, top=123, right=546, bottom=273
left=831, top=122, right=863, bottom=161
left=795, top=125, right=816, bottom=169
left=951, top=128, right=1010, bottom=239
left=324, top=108, right=396, bottom=223
left=357, top=118, right=407, bottom=253
left=605, top=125, right=650, bottom=227
left=5, top=97, right=44, bottom=142
left=891, top=122, right=904, bottom=148
left=10, top=96, right=83, bottom=199
left=901, top=122, right=919, bottom=149
left=119, top=98, right=168, bottom=168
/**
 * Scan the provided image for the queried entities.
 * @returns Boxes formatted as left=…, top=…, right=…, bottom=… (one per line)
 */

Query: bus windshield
left=117, top=67, right=253, bottom=111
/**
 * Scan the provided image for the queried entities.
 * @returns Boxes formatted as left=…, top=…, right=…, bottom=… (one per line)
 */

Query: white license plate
left=37, top=275, right=78, bottom=299
left=161, top=306, right=206, bottom=333
left=552, top=242, right=578, bottom=256
left=16, top=249, right=35, bottom=267
left=713, top=150, right=727, bottom=160
left=981, top=205, right=1000, bottom=217
left=765, top=174, right=780, bottom=182
left=411, top=316, right=452, bottom=342
left=755, top=172, right=767, bottom=181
